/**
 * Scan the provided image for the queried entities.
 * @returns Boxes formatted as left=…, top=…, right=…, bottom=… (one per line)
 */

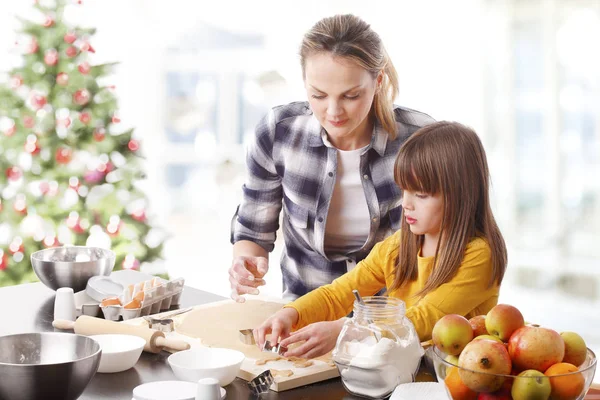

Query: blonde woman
left=230, top=14, right=434, bottom=302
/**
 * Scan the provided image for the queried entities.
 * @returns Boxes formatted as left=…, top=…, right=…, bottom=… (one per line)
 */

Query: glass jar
left=332, top=296, right=423, bottom=399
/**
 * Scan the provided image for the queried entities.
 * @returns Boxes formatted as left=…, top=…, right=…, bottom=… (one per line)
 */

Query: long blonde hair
left=392, top=121, right=507, bottom=296
left=300, top=14, right=400, bottom=139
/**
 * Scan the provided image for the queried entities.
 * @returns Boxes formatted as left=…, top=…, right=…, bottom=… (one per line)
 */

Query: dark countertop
left=0, top=282, right=359, bottom=400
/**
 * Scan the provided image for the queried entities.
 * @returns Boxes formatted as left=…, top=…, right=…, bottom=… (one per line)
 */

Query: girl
left=229, top=14, right=434, bottom=302
left=255, top=121, right=508, bottom=359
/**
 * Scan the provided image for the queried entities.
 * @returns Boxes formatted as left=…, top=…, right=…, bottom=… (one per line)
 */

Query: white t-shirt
left=324, top=146, right=370, bottom=259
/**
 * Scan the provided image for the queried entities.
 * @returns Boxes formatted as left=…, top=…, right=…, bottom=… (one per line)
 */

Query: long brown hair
left=391, top=121, right=507, bottom=296
left=299, top=14, right=400, bottom=139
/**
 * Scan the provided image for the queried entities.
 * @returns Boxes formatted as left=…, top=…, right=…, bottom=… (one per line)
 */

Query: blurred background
left=0, top=0, right=599, bottom=370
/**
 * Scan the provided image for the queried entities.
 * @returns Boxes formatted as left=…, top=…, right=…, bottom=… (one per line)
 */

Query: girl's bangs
left=395, top=145, right=439, bottom=195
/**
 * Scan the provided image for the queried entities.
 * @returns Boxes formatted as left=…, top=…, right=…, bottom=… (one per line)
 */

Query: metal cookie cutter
left=239, top=329, right=255, bottom=345
left=147, top=317, right=174, bottom=332
left=248, top=369, right=274, bottom=395
left=262, top=340, right=288, bottom=356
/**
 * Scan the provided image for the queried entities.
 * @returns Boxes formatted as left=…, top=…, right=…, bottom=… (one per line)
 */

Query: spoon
left=352, top=290, right=381, bottom=342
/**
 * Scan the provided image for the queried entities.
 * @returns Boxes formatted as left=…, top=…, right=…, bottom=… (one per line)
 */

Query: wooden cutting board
left=145, top=298, right=339, bottom=391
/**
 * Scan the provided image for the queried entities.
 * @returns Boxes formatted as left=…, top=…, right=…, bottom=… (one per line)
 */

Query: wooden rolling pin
left=53, top=315, right=190, bottom=353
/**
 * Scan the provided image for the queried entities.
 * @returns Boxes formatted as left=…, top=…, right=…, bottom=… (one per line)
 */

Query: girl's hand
left=279, top=319, right=346, bottom=359
left=228, top=256, right=268, bottom=303
left=253, top=308, right=299, bottom=350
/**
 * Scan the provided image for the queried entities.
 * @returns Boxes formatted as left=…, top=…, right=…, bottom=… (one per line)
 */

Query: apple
left=560, top=331, right=587, bottom=367
left=432, top=314, right=473, bottom=356
left=511, top=369, right=551, bottom=400
left=445, top=354, right=459, bottom=365
left=475, top=334, right=504, bottom=343
left=469, top=315, right=489, bottom=337
left=477, top=391, right=511, bottom=400
left=485, top=304, right=525, bottom=341
left=458, top=339, right=512, bottom=392
left=508, top=326, right=565, bottom=372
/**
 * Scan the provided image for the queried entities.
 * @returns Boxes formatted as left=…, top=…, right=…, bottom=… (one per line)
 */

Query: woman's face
left=304, top=52, right=379, bottom=150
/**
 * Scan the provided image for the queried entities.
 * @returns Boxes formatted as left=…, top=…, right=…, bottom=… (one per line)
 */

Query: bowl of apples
left=429, top=304, right=597, bottom=400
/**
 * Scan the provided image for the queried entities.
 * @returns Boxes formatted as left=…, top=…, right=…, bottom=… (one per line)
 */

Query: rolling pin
left=53, top=315, right=190, bottom=353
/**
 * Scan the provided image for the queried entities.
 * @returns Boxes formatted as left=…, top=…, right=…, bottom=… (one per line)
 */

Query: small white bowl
left=90, top=334, right=145, bottom=373
left=168, top=347, right=244, bottom=387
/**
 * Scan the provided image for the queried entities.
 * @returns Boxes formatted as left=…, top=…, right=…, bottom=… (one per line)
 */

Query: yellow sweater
left=286, top=231, right=499, bottom=341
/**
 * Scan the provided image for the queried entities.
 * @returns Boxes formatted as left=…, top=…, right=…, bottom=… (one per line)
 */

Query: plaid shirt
left=231, top=101, right=435, bottom=299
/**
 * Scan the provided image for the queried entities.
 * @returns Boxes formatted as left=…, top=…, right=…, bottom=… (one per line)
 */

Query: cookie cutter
left=248, top=369, right=274, bottom=395
left=147, top=317, right=174, bottom=332
left=239, top=329, right=255, bottom=345
left=262, top=340, right=288, bottom=356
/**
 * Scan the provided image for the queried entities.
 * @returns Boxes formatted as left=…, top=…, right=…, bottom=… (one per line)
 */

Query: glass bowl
left=430, top=345, right=597, bottom=400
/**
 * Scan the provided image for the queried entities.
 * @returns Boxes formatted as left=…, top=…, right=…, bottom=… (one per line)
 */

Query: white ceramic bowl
left=89, top=334, right=145, bottom=373
left=168, top=347, right=245, bottom=387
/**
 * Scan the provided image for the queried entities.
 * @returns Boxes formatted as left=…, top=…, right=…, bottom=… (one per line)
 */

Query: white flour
left=337, top=337, right=423, bottom=398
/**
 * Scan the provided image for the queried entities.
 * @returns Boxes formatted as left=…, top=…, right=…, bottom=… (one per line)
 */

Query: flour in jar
left=337, top=336, right=424, bottom=398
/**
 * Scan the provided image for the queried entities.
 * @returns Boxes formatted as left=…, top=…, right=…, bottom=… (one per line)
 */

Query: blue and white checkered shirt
left=231, top=101, right=435, bottom=300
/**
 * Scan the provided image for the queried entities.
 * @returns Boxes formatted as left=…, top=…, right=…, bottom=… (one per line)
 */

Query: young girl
left=254, top=121, right=508, bottom=359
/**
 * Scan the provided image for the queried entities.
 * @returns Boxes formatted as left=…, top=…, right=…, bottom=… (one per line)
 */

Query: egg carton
left=100, top=277, right=185, bottom=321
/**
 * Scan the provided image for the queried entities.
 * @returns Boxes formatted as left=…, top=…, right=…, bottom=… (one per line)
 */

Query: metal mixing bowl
left=31, top=246, right=116, bottom=292
left=0, top=332, right=102, bottom=400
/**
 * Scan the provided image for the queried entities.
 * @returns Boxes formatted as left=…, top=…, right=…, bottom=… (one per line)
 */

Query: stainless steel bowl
left=31, top=246, right=116, bottom=292
left=0, top=332, right=102, bottom=400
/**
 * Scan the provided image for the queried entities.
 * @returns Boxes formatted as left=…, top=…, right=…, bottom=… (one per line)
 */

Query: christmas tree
left=0, top=0, right=165, bottom=286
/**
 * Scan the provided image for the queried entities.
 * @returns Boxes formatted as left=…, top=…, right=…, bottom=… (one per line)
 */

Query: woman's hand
left=279, top=319, right=346, bottom=359
left=254, top=308, right=299, bottom=350
left=229, top=256, right=268, bottom=303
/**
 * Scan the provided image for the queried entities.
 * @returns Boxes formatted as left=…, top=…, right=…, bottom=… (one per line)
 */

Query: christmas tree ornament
left=43, top=235, right=60, bottom=248
left=64, top=32, right=77, bottom=44
left=78, top=61, right=90, bottom=74
left=43, top=16, right=54, bottom=27
left=132, top=209, right=146, bottom=222
left=55, top=147, right=73, bottom=164
left=13, top=195, right=27, bottom=215
left=66, top=217, right=85, bottom=234
left=9, top=237, right=25, bottom=255
left=44, top=49, right=58, bottom=66
left=80, top=41, right=95, bottom=53
left=24, top=135, right=41, bottom=155
left=122, top=254, right=140, bottom=270
left=65, top=46, right=78, bottom=58
left=9, top=75, right=23, bottom=89
left=23, top=115, right=35, bottom=129
left=73, top=88, right=90, bottom=105
left=6, top=166, right=22, bottom=181
left=30, top=93, right=47, bottom=110
left=56, top=72, right=69, bottom=86
left=79, top=111, right=91, bottom=124
left=68, top=176, right=80, bottom=189
left=106, top=216, right=121, bottom=237
left=93, top=127, right=106, bottom=141
left=39, top=181, right=50, bottom=195
left=27, top=38, right=38, bottom=54
left=0, top=251, right=8, bottom=271
left=1, top=118, right=16, bottom=136
left=56, top=116, right=72, bottom=128
left=128, top=139, right=140, bottom=152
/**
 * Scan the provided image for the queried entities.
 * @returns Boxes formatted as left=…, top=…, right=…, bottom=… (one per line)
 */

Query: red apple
left=469, top=315, right=489, bottom=337
left=508, top=325, right=565, bottom=372
left=485, top=304, right=525, bottom=341
left=458, top=339, right=512, bottom=393
left=432, top=314, right=474, bottom=356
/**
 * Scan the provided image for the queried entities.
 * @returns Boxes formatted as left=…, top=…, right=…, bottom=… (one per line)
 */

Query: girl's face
left=401, top=190, right=444, bottom=239
left=304, top=52, right=379, bottom=150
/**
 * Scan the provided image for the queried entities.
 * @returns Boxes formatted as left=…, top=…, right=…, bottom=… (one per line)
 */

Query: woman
left=230, top=14, right=434, bottom=301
